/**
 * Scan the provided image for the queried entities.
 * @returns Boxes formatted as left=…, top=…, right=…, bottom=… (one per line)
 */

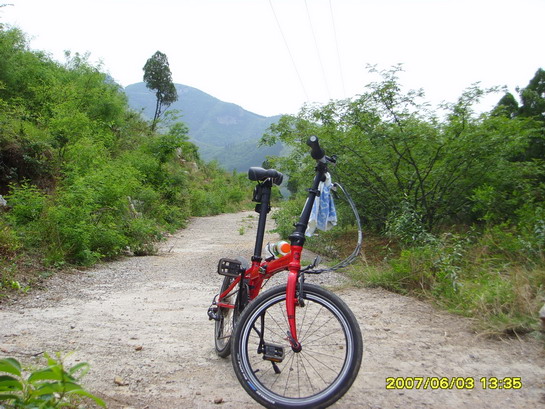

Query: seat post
left=252, top=179, right=272, bottom=261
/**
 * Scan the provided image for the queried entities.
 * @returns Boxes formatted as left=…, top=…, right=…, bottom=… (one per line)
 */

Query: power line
left=304, top=0, right=331, bottom=99
left=268, top=0, right=309, bottom=101
left=329, top=0, right=346, bottom=98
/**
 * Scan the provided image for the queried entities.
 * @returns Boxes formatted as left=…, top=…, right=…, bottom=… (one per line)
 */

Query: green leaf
left=67, top=388, right=106, bottom=407
left=32, top=381, right=85, bottom=396
left=32, top=382, right=62, bottom=396
left=68, top=362, right=90, bottom=378
left=0, top=392, right=22, bottom=401
left=57, top=381, right=83, bottom=392
left=44, top=352, right=57, bottom=366
left=27, top=368, right=63, bottom=382
left=0, top=358, right=22, bottom=376
left=0, top=374, right=23, bottom=391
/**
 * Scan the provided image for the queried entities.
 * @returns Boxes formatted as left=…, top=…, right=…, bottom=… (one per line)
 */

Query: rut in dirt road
left=1, top=211, right=544, bottom=409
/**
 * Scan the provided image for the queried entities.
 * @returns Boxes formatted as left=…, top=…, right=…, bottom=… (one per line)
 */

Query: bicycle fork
left=256, top=245, right=303, bottom=371
left=285, top=245, right=303, bottom=352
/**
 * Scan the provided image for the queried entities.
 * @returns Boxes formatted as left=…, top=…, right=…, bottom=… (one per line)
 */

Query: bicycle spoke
left=299, top=350, right=330, bottom=386
left=299, top=304, right=325, bottom=342
left=233, top=284, right=362, bottom=407
left=299, top=352, right=316, bottom=395
left=282, top=351, right=296, bottom=396
left=296, top=295, right=310, bottom=336
left=302, top=327, right=345, bottom=347
left=300, top=312, right=337, bottom=344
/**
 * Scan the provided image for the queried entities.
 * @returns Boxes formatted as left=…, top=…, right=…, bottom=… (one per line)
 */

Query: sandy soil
left=1, top=211, right=544, bottom=408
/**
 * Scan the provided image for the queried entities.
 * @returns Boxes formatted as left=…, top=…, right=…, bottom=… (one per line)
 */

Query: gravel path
left=1, top=211, right=544, bottom=408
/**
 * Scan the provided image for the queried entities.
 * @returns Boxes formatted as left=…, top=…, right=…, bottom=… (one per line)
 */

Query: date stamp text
left=386, top=377, right=523, bottom=390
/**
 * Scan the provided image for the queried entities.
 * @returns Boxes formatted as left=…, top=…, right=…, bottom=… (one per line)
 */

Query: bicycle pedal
left=218, top=258, right=243, bottom=277
left=262, top=343, right=285, bottom=363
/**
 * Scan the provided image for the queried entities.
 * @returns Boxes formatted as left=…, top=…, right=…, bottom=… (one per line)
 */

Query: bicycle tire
left=214, top=275, right=240, bottom=357
left=231, top=283, right=363, bottom=409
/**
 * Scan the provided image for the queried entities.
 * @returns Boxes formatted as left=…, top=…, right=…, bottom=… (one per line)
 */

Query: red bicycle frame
left=217, top=158, right=328, bottom=348
left=216, top=244, right=304, bottom=343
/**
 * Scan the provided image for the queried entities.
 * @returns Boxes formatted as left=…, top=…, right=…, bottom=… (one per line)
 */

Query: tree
left=142, top=51, right=178, bottom=131
left=519, top=68, right=545, bottom=120
left=263, top=66, right=527, bottom=231
left=493, top=92, right=519, bottom=118
left=494, top=68, right=545, bottom=160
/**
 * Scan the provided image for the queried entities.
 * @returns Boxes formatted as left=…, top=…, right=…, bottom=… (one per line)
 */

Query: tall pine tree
left=143, top=51, right=178, bottom=131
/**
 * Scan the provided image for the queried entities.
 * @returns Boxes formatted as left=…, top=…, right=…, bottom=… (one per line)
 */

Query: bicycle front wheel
left=231, top=283, right=363, bottom=409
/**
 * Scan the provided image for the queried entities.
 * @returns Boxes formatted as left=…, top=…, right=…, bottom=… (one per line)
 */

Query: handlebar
left=306, top=135, right=326, bottom=162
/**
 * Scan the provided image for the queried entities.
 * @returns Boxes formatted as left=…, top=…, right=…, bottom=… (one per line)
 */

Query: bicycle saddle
left=248, top=167, right=283, bottom=186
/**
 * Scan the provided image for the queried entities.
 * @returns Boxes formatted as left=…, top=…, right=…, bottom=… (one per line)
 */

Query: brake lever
left=300, top=255, right=322, bottom=272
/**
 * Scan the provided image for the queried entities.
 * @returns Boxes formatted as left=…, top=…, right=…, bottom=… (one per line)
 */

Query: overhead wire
left=328, top=0, right=346, bottom=98
left=304, top=0, right=331, bottom=99
left=268, top=0, right=348, bottom=104
left=268, top=0, right=309, bottom=101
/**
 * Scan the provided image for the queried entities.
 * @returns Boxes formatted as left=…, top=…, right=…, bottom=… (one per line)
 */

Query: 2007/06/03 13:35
left=386, top=377, right=523, bottom=390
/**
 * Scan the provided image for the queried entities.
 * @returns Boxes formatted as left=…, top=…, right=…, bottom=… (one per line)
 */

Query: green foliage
left=0, top=25, right=250, bottom=281
left=385, top=200, right=436, bottom=246
left=189, top=162, right=252, bottom=216
left=267, top=65, right=545, bottom=337
left=519, top=68, right=545, bottom=120
left=271, top=195, right=306, bottom=239
left=0, top=218, right=19, bottom=257
left=348, top=228, right=545, bottom=335
left=5, top=184, right=46, bottom=227
left=264, top=65, right=535, bottom=233
left=142, top=51, right=178, bottom=130
left=0, top=353, right=105, bottom=408
left=494, top=68, right=545, bottom=160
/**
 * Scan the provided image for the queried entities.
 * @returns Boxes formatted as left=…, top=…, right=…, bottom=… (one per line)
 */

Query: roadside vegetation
left=0, top=26, right=251, bottom=299
left=0, top=354, right=104, bottom=408
left=265, top=65, right=545, bottom=337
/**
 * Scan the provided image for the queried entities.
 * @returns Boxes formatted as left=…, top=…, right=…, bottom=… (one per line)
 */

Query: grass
left=307, top=226, right=545, bottom=339
left=0, top=251, right=59, bottom=302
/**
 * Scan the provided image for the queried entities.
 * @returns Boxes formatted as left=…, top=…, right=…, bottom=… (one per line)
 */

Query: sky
left=1, top=0, right=544, bottom=117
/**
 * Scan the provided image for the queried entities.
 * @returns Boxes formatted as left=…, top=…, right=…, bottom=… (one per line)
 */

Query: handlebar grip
left=306, top=135, right=325, bottom=161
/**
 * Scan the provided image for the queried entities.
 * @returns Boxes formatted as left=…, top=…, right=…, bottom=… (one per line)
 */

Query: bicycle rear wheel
left=231, top=283, right=363, bottom=409
left=214, top=275, right=240, bottom=357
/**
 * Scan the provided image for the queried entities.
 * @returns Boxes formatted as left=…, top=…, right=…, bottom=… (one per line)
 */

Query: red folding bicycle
left=208, top=136, right=363, bottom=409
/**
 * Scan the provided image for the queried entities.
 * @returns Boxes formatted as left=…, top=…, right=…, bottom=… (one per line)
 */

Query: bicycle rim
left=232, top=284, right=362, bottom=409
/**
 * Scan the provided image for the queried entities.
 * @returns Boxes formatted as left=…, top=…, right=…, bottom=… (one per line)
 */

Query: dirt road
left=1, top=212, right=544, bottom=408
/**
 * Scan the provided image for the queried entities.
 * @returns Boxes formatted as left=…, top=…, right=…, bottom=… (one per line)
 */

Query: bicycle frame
left=217, top=161, right=328, bottom=348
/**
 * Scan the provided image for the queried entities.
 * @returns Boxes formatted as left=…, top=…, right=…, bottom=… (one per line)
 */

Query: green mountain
left=124, top=82, right=283, bottom=171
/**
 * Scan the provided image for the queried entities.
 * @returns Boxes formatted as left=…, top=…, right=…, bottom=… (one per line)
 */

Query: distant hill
left=124, top=83, right=284, bottom=171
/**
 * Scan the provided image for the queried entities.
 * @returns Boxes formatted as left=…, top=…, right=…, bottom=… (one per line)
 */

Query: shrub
left=5, top=183, right=47, bottom=227
left=271, top=195, right=306, bottom=239
left=0, top=353, right=105, bottom=408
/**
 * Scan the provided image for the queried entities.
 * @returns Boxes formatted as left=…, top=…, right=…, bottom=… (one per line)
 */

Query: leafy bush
left=264, top=66, right=537, bottom=232
left=345, top=227, right=545, bottom=335
left=5, top=184, right=46, bottom=227
left=0, top=353, right=105, bottom=408
left=385, top=200, right=436, bottom=246
left=271, top=195, right=305, bottom=239
left=265, top=65, right=545, bottom=337
left=0, top=217, right=20, bottom=258
left=0, top=25, right=253, bottom=299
